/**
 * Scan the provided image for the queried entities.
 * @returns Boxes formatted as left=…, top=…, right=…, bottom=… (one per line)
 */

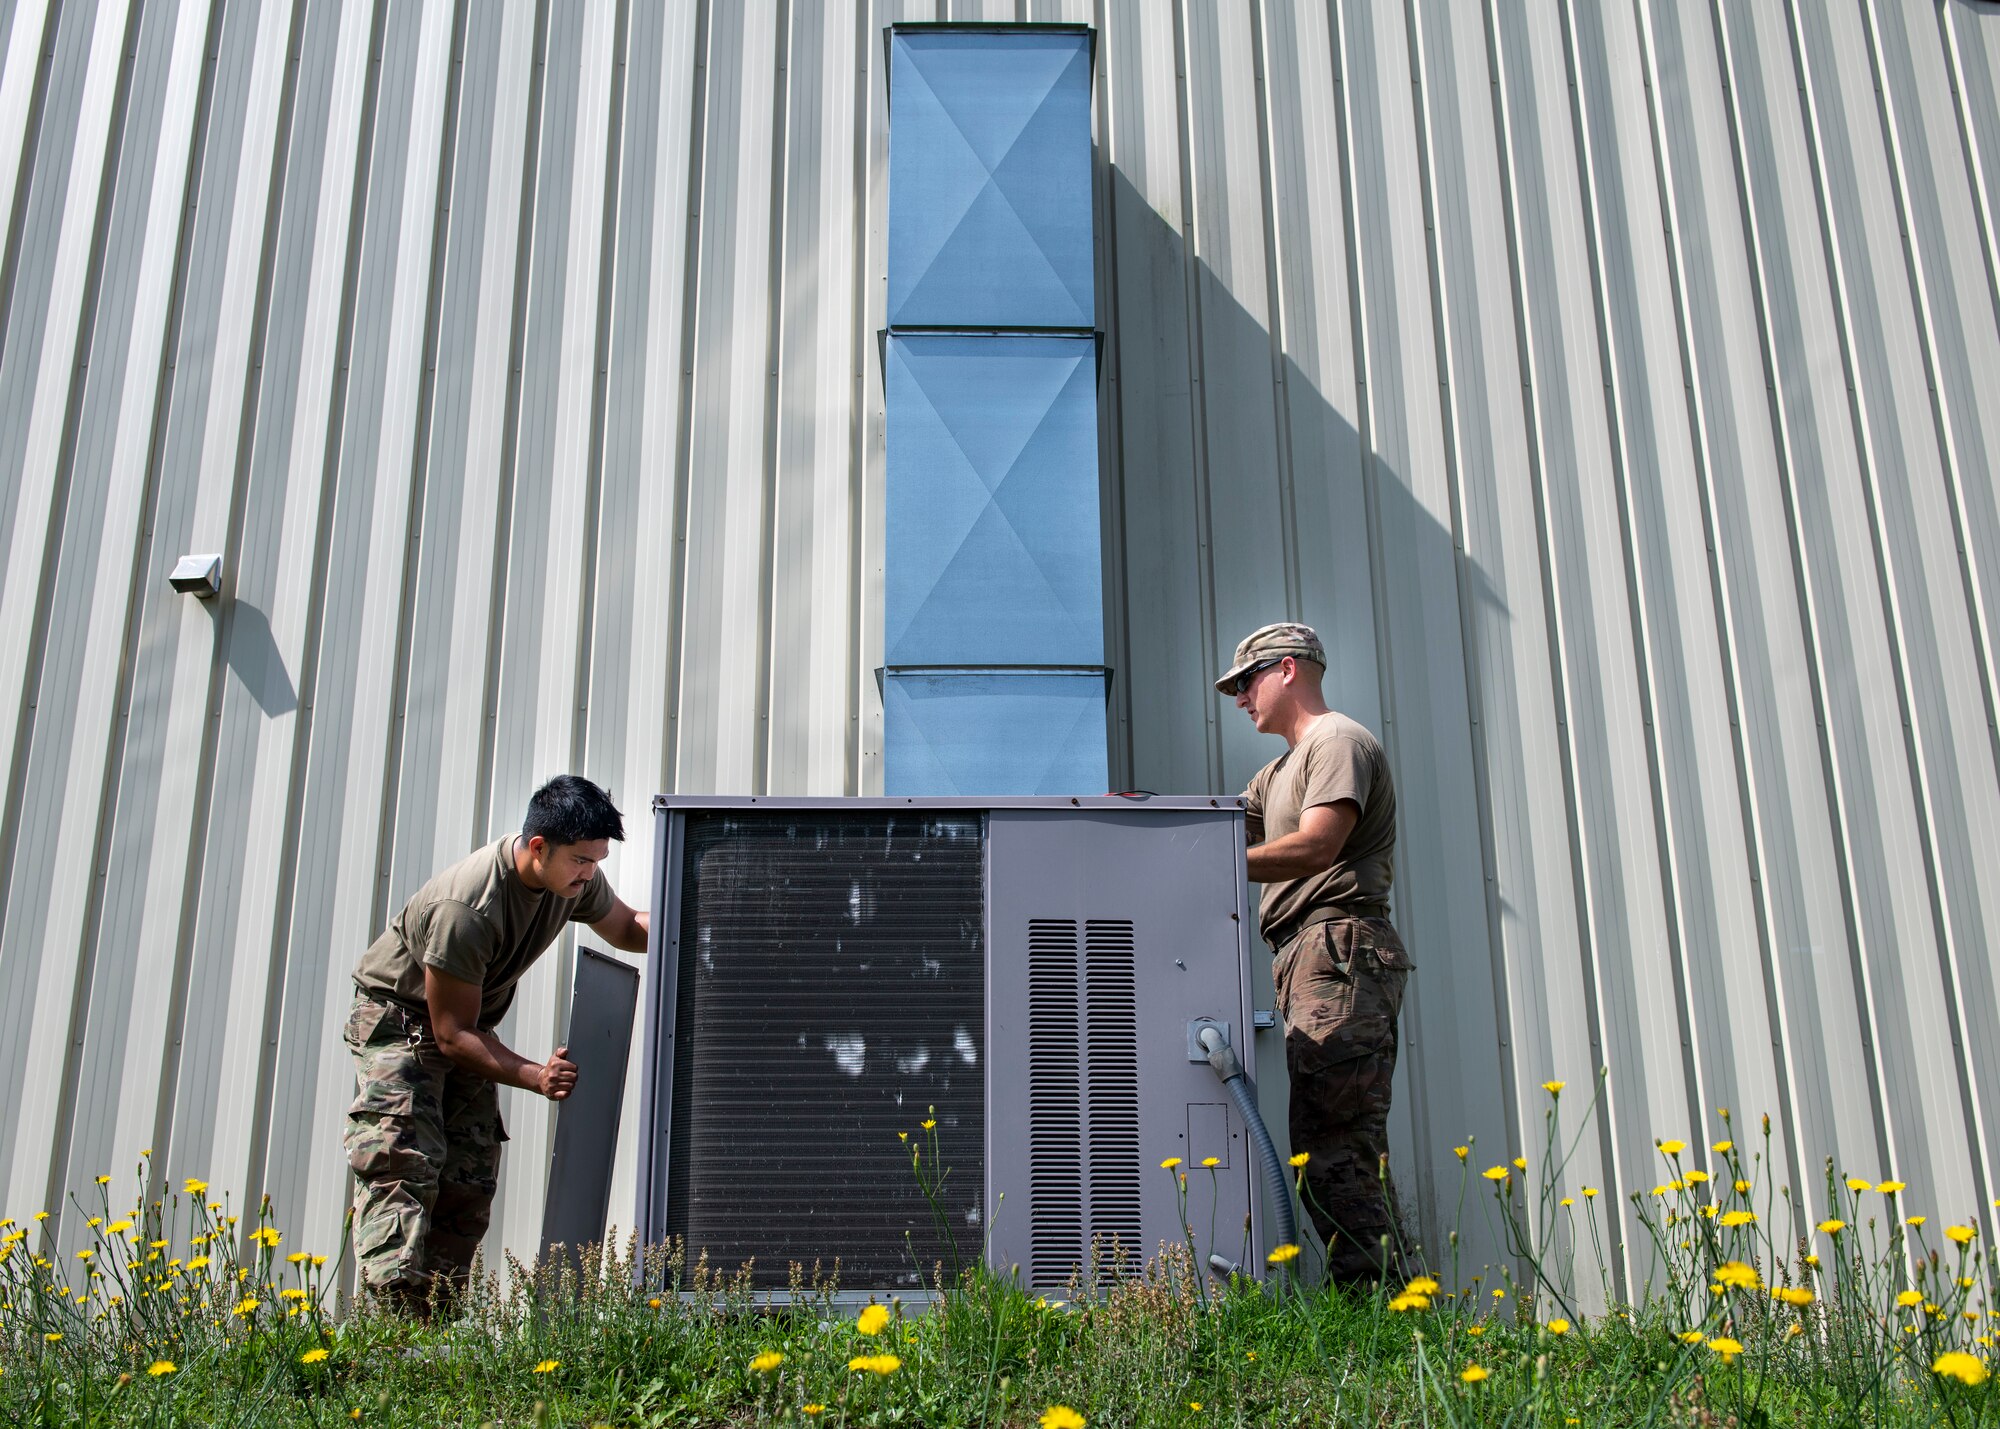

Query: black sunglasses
left=1228, top=658, right=1282, bottom=697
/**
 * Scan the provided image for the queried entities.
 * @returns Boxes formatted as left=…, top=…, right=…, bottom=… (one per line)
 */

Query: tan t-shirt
left=1243, top=710, right=1396, bottom=949
left=352, top=835, right=616, bottom=1028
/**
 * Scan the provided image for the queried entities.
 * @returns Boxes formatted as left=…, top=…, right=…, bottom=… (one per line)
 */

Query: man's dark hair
left=523, top=775, right=624, bottom=846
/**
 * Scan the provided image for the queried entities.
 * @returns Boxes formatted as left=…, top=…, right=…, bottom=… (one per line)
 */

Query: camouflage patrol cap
left=1215, top=622, right=1326, bottom=694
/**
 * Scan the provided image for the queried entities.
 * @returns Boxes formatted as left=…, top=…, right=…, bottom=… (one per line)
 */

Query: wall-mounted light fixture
left=168, top=554, right=222, bottom=598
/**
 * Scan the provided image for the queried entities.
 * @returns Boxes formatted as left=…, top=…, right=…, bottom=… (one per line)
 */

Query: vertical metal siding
left=2, top=0, right=1997, bottom=1289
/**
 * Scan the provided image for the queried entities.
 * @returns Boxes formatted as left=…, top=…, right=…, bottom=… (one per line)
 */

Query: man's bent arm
left=1246, top=800, right=1359, bottom=882
left=590, top=899, right=649, bottom=953
left=425, top=967, right=576, bottom=1100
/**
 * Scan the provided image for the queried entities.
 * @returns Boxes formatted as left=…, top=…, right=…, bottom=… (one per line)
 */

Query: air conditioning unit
left=634, top=796, right=1272, bottom=1298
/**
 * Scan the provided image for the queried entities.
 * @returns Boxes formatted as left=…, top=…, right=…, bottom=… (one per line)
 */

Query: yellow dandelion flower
left=1543, top=1080, right=1566, bottom=1094
left=1908, top=1215, right=1928, bottom=1228
left=1467, top=1325, right=1486, bottom=1336
left=301, top=1348, right=329, bottom=1365
left=1160, top=1157, right=1183, bottom=1170
left=1201, top=1156, right=1220, bottom=1168
left=43, top=1332, right=61, bottom=1343
left=1685, top=1169, right=1710, bottom=1184
left=1819, top=1219, right=1845, bottom=1234
left=921, top=1119, right=936, bottom=1130
left=33, top=1212, right=47, bottom=1222
left=1713, top=1140, right=1733, bottom=1153
left=1546, top=1318, right=1570, bottom=1335
left=1583, top=1186, right=1599, bottom=1198
left=1266, top=1243, right=1302, bottom=1265
left=648, top=1297, right=662, bottom=1309
left=1934, top=1351, right=1989, bottom=1387
left=750, top=1351, right=784, bottom=1373
left=1846, top=1177, right=1872, bottom=1193
left=1712, top=1261, right=1760, bottom=1290
left=857, top=1304, right=891, bottom=1336
left=1289, top=1152, right=1309, bottom=1168
left=1560, top=1196, right=1574, bottom=1208
left=533, top=1360, right=559, bottom=1374
left=1460, top=1364, right=1489, bottom=1383
left=848, top=1353, right=901, bottom=1375
left=1658, top=1139, right=1687, bottom=1156
left=1405, top=1275, right=1441, bottom=1295
left=186, top=1256, right=209, bottom=1271
left=287, top=1251, right=309, bottom=1264
left=1389, top=1292, right=1430, bottom=1312
left=1773, top=1287, right=1813, bottom=1307
left=1493, top=1288, right=1507, bottom=1300
left=1453, top=1146, right=1469, bottom=1160
left=1720, top=1210, right=1756, bottom=1228
left=281, top=1288, right=308, bottom=1302
left=1513, top=1157, right=1528, bottom=1171
left=802, top=1408, right=825, bottom=1418
left=1948, top=1225, right=1977, bottom=1245
left=1189, top=1403, right=1203, bottom=1412
left=1678, top=1330, right=1706, bottom=1344
left=1733, top=1180, right=1751, bottom=1195
left=148, top=1360, right=175, bottom=1375
left=250, top=1228, right=281, bottom=1248
left=1039, top=1408, right=1086, bottom=1429
left=1482, top=1166, right=1508, bottom=1182
left=1805, top=1254, right=1821, bottom=1267
left=1899, top=1290, right=1925, bottom=1308
left=1878, top=1181, right=1906, bottom=1195
left=76, top=1249, right=93, bottom=1261
left=183, top=1179, right=207, bottom=1196
left=1707, top=1337, right=1743, bottom=1363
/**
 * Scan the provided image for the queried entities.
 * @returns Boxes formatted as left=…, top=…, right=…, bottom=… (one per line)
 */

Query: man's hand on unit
left=537, top=1045, right=578, bottom=1101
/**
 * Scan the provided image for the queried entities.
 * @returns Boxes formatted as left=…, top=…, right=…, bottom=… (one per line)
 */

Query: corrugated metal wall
left=2, top=0, right=1998, bottom=1295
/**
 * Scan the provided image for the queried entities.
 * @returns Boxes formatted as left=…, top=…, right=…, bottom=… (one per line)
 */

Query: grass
left=3, top=1081, right=1997, bottom=1426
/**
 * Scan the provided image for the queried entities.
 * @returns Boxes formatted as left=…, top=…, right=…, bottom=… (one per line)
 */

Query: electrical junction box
left=635, top=796, right=1266, bottom=1299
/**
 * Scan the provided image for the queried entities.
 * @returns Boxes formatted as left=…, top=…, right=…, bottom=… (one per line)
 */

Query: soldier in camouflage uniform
left=345, top=775, right=650, bottom=1316
left=1218, top=623, right=1415, bottom=1286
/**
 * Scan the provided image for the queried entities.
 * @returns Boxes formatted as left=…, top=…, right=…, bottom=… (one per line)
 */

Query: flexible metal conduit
left=1198, top=1025, right=1298, bottom=1271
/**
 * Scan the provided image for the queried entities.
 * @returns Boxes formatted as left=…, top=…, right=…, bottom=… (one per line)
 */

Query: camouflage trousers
left=1274, top=916, right=1414, bottom=1286
left=342, top=994, right=507, bottom=1298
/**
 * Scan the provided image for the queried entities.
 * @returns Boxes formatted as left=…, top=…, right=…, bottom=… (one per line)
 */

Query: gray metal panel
left=1794, top=0, right=1991, bottom=1220
left=1408, top=0, right=1597, bottom=1273
left=0, top=0, right=137, bottom=1218
left=29, top=0, right=202, bottom=1217
left=262, top=0, right=460, bottom=1252
left=985, top=807, right=1257, bottom=1287
left=540, top=944, right=641, bottom=1259
left=1333, top=0, right=1503, bottom=1271
left=1647, top=0, right=1879, bottom=1232
left=1489, top=1, right=1692, bottom=1255
left=591, top=0, right=701, bottom=1254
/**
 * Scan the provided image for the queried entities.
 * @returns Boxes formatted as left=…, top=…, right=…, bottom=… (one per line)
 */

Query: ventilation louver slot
left=1083, top=920, right=1141, bottom=1263
left=1027, top=916, right=1142, bottom=1286
left=665, top=813, right=984, bottom=1290
left=1028, top=919, right=1082, bottom=1287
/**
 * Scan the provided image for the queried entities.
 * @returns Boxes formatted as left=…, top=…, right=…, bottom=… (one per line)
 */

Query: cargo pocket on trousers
left=344, top=998, right=390, bottom=1053
left=1284, top=925, right=1357, bottom=1043
left=345, top=1075, right=421, bottom=1182
left=1322, top=922, right=1400, bottom=1059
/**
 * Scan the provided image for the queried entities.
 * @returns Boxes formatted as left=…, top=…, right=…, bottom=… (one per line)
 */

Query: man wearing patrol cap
left=1217, top=622, right=1413, bottom=1285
